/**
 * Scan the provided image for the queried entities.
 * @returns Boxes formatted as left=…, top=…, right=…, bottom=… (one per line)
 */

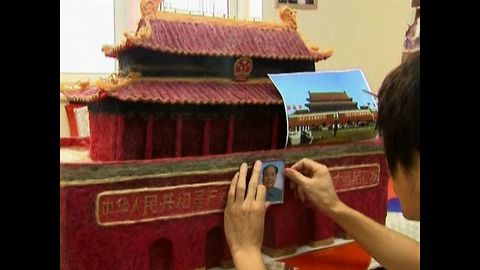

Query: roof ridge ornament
left=279, top=6, right=297, bottom=30
left=101, top=1, right=333, bottom=61
left=141, top=0, right=162, bottom=18
left=60, top=79, right=91, bottom=92
left=123, top=17, right=152, bottom=44
left=95, top=72, right=141, bottom=92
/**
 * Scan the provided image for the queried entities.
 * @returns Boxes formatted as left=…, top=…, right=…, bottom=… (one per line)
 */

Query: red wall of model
left=88, top=107, right=284, bottom=162
left=60, top=154, right=387, bottom=270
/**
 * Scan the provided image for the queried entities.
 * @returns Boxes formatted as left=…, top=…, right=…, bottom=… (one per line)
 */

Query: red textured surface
left=271, top=113, right=280, bottom=149
left=115, top=115, right=125, bottom=160
left=88, top=106, right=283, bottom=161
left=149, top=239, right=173, bottom=270
left=175, top=114, right=183, bottom=157
left=152, top=115, right=176, bottom=159
left=205, top=227, right=225, bottom=269
left=280, top=242, right=372, bottom=270
left=60, top=137, right=90, bottom=148
left=250, top=112, right=275, bottom=151
left=263, top=154, right=388, bottom=250
left=89, top=113, right=119, bottom=161
left=60, top=153, right=387, bottom=270
left=60, top=173, right=234, bottom=270
left=96, top=182, right=229, bottom=225
left=209, top=116, right=228, bottom=155
left=232, top=111, right=275, bottom=152
left=61, top=81, right=283, bottom=105
left=331, top=165, right=379, bottom=192
left=181, top=113, right=205, bottom=157
left=226, top=115, right=235, bottom=153
left=61, top=87, right=100, bottom=103
left=203, top=117, right=211, bottom=155
left=107, top=18, right=329, bottom=61
left=124, top=114, right=147, bottom=160
left=144, top=116, right=154, bottom=159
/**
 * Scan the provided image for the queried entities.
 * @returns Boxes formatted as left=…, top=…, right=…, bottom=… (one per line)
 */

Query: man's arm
left=224, top=161, right=267, bottom=270
left=327, top=202, right=420, bottom=270
left=231, top=248, right=266, bottom=270
left=284, top=158, right=419, bottom=270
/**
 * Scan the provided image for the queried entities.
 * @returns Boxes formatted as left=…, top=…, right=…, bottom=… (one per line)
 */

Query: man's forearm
left=327, top=202, right=420, bottom=270
left=232, top=248, right=266, bottom=270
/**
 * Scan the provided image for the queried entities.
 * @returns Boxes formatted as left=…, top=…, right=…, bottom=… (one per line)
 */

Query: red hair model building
left=60, top=1, right=388, bottom=269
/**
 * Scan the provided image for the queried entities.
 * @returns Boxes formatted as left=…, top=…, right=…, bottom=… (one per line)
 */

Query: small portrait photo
left=259, top=160, right=285, bottom=204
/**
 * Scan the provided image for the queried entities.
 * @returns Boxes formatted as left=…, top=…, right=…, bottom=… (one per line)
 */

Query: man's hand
left=284, top=158, right=341, bottom=215
left=224, top=161, right=267, bottom=270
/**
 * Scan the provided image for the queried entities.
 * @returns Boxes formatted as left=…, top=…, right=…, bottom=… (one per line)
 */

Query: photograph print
left=259, top=159, right=285, bottom=204
left=268, top=69, right=378, bottom=147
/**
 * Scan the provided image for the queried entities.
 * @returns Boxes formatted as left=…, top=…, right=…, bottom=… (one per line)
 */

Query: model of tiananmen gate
left=60, top=1, right=387, bottom=269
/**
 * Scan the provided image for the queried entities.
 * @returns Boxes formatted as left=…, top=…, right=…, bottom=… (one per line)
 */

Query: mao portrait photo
left=259, top=160, right=285, bottom=204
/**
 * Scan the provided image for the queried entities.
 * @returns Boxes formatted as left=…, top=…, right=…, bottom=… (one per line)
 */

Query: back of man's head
left=377, top=51, right=420, bottom=175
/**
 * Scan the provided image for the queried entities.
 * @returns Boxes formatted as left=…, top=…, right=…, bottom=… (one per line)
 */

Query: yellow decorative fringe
left=94, top=72, right=141, bottom=92
left=60, top=79, right=91, bottom=92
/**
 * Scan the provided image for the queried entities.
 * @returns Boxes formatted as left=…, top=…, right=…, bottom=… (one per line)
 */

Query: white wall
left=60, top=0, right=116, bottom=74
left=263, top=0, right=411, bottom=93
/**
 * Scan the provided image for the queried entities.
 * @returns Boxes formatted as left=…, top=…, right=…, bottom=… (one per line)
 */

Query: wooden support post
left=175, top=113, right=183, bottom=157
left=226, top=115, right=235, bottom=153
left=144, top=115, right=154, bottom=159
left=203, top=115, right=211, bottom=155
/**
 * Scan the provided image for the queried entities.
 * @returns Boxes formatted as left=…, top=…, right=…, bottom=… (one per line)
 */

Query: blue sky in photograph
left=268, top=69, right=377, bottom=115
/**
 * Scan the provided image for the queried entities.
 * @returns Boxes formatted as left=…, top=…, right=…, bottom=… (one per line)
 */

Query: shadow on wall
left=298, top=208, right=315, bottom=246
left=149, top=238, right=173, bottom=270
left=206, top=226, right=225, bottom=268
